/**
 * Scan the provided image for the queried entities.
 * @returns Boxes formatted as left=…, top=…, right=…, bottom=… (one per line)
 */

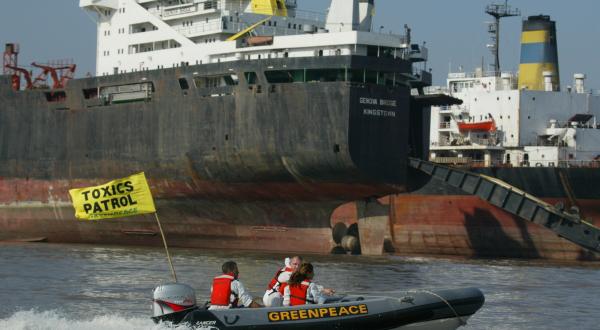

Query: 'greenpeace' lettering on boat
left=267, top=304, right=368, bottom=322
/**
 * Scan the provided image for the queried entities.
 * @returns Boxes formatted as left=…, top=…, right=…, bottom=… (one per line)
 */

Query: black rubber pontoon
left=152, top=286, right=484, bottom=330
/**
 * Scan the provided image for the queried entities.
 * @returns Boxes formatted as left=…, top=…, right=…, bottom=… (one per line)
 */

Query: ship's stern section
left=348, top=68, right=411, bottom=187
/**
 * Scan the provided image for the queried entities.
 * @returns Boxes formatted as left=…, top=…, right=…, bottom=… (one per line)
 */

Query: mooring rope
left=405, top=290, right=467, bottom=326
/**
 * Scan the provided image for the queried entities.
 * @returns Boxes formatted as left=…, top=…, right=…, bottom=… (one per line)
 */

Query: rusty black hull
left=386, top=167, right=600, bottom=261
left=0, top=55, right=417, bottom=251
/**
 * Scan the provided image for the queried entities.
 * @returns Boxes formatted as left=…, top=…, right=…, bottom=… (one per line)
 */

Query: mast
left=485, top=0, right=520, bottom=76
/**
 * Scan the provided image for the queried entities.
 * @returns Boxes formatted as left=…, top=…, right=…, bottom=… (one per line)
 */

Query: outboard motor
left=152, top=283, right=197, bottom=324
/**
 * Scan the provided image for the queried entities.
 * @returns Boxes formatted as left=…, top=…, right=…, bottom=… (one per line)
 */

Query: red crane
left=31, top=62, right=77, bottom=89
left=4, top=65, right=33, bottom=90
left=3, top=43, right=24, bottom=90
left=4, top=43, right=77, bottom=90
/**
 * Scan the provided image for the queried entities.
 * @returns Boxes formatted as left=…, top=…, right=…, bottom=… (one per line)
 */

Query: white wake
left=0, top=310, right=193, bottom=330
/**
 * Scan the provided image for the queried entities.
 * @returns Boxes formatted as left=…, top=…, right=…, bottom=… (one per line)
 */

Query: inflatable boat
left=152, top=283, right=485, bottom=329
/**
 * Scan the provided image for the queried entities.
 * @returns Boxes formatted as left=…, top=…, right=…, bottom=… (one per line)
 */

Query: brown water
left=0, top=243, right=598, bottom=329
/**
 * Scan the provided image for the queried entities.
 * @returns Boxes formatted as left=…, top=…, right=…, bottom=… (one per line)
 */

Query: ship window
left=381, top=47, right=394, bottom=58
left=44, top=91, right=67, bottom=102
left=99, top=82, right=154, bottom=105
left=306, top=69, right=345, bottom=82
left=348, top=69, right=365, bottom=83
left=365, top=70, right=378, bottom=84
left=194, top=74, right=239, bottom=88
left=367, top=46, right=378, bottom=57
left=83, top=88, right=98, bottom=99
left=380, top=72, right=397, bottom=86
left=265, top=70, right=304, bottom=83
left=178, top=78, right=190, bottom=90
left=204, top=1, right=217, bottom=10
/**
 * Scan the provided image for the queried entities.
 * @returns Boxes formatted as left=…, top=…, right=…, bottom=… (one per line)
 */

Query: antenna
left=485, top=0, right=520, bottom=76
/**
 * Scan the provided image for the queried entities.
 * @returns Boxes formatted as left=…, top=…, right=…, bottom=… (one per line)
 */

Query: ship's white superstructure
left=427, top=9, right=600, bottom=169
left=428, top=71, right=600, bottom=168
left=80, top=0, right=424, bottom=76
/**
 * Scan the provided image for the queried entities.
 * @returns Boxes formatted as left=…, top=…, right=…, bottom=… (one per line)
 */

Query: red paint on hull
left=0, top=206, right=334, bottom=253
left=0, top=178, right=402, bottom=203
left=0, top=178, right=343, bottom=253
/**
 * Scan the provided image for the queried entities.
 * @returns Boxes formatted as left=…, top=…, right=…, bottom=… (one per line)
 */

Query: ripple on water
left=0, top=310, right=188, bottom=330
left=1, top=243, right=599, bottom=330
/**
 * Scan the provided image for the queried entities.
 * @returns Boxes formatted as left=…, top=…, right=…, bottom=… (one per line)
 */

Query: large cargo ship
left=0, top=0, right=442, bottom=252
left=333, top=5, right=600, bottom=261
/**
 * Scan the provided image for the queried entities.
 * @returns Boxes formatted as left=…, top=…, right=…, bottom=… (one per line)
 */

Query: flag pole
left=154, top=212, right=178, bottom=283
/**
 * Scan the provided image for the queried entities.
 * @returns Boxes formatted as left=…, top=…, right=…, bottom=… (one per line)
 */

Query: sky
left=1, top=0, right=599, bottom=88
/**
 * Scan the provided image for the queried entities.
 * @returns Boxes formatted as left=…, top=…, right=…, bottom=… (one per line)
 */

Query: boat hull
left=0, top=55, right=420, bottom=253
left=155, top=288, right=484, bottom=330
left=332, top=167, right=600, bottom=261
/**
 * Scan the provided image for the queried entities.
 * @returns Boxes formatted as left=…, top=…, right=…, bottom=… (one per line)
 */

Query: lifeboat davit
left=152, top=283, right=485, bottom=329
left=457, top=120, right=496, bottom=132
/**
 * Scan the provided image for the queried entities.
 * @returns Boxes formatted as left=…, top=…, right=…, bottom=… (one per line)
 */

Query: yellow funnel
left=251, top=0, right=287, bottom=16
left=518, top=15, right=560, bottom=91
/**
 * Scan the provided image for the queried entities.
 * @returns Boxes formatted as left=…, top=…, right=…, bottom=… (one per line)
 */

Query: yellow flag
left=69, top=172, right=156, bottom=220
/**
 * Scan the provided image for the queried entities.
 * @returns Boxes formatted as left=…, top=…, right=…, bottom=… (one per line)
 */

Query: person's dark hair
left=222, top=261, right=237, bottom=274
left=288, top=263, right=313, bottom=285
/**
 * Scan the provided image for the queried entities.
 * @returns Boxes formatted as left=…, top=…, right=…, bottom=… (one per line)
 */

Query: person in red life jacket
left=209, top=261, right=262, bottom=310
left=283, top=262, right=335, bottom=306
left=262, top=256, right=303, bottom=307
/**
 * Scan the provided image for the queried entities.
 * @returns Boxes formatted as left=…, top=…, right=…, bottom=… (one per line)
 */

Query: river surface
left=0, top=243, right=599, bottom=330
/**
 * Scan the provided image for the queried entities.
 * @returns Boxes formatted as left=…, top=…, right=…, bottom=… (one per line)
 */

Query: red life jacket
left=289, top=280, right=314, bottom=306
left=210, top=273, right=238, bottom=307
left=267, top=267, right=293, bottom=295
